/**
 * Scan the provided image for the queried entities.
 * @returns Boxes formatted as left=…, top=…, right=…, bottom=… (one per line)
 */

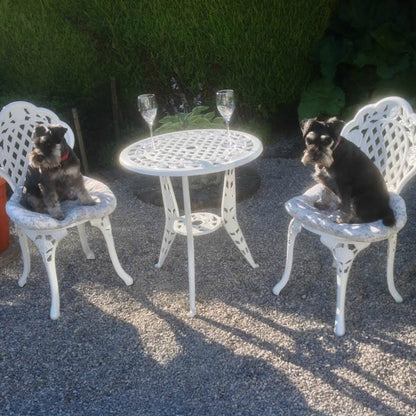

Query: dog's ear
left=48, top=124, right=68, bottom=140
left=325, top=117, right=345, bottom=138
left=300, top=118, right=315, bottom=136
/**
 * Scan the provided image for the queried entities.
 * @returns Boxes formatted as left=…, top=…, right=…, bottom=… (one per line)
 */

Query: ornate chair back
left=341, top=97, right=416, bottom=193
left=0, top=101, right=74, bottom=191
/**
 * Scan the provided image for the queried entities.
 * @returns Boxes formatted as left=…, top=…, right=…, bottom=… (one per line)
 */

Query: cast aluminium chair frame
left=0, top=101, right=133, bottom=319
left=273, top=96, right=416, bottom=336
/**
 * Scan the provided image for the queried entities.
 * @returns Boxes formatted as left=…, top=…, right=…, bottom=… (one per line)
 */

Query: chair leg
left=321, top=237, right=369, bottom=336
left=387, top=234, right=403, bottom=303
left=16, top=227, right=31, bottom=287
left=221, top=169, right=258, bottom=268
left=156, top=176, right=179, bottom=268
left=77, top=224, right=95, bottom=259
left=272, top=218, right=302, bottom=295
left=90, top=216, right=133, bottom=286
left=26, top=229, right=68, bottom=320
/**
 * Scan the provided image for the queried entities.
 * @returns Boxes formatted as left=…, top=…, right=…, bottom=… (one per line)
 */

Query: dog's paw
left=47, top=205, right=65, bottom=220
left=66, top=189, right=78, bottom=200
left=334, top=212, right=349, bottom=224
left=328, top=214, right=344, bottom=224
left=53, top=211, right=65, bottom=220
left=335, top=215, right=344, bottom=224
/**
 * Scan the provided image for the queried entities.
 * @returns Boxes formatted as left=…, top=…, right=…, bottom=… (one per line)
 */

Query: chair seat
left=6, top=176, right=116, bottom=231
left=285, top=184, right=407, bottom=243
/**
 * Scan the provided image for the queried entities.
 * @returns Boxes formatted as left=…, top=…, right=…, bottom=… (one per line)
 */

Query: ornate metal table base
left=120, top=129, right=263, bottom=316
left=157, top=170, right=258, bottom=316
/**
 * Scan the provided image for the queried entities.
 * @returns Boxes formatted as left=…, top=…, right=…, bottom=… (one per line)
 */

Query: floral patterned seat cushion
left=6, top=176, right=116, bottom=231
left=285, top=185, right=407, bottom=243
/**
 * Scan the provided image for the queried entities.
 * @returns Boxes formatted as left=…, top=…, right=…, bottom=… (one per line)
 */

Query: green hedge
left=0, top=0, right=104, bottom=111
left=0, top=0, right=336, bottom=116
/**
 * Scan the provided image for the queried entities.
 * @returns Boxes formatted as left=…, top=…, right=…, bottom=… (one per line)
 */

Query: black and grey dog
left=21, top=124, right=96, bottom=220
left=300, top=117, right=395, bottom=226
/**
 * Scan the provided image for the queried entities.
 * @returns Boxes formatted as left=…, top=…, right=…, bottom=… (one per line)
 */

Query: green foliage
left=0, top=0, right=336, bottom=116
left=0, top=0, right=104, bottom=110
left=298, top=78, right=345, bottom=120
left=298, top=0, right=416, bottom=119
left=155, top=106, right=224, bottom=135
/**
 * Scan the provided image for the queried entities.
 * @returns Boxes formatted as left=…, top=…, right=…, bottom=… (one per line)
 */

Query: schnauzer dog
left=21, top=124, right=96, bottom=220
left=300, top=116, right=395, bottom=226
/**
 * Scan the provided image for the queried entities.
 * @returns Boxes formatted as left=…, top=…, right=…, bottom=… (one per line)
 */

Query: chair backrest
left=341, top=96, right=416, bottom=194
left=0, top=101, right=75, bottom=191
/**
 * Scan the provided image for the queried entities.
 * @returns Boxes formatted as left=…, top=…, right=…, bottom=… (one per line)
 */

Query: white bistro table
left=119, top=129, right=263, bottom=316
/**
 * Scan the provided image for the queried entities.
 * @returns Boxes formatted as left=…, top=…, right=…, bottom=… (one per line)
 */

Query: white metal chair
left=273, top=97, right=416, bottom=336
left=0, top=101, right=133, bottom=319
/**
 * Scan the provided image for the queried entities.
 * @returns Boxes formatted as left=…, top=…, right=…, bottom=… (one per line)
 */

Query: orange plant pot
left=0, top=178, right=10, bottom=253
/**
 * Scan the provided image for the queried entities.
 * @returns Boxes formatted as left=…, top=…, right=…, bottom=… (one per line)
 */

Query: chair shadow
left=0, top=278, right=324, bottom=416
left=198, top=303, right=416, bottom=415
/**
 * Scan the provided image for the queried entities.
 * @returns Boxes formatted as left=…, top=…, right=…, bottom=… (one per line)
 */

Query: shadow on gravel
left=1, top=286, right=325, bottom=416
left=198, top=304, right=416, bottom=415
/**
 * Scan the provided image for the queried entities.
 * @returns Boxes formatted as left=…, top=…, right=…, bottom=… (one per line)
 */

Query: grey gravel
left=1, top=157, right=416, bottom=416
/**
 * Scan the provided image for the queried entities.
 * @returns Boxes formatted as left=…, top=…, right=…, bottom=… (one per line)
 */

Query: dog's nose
left=34, top=154, right=45, bottom=163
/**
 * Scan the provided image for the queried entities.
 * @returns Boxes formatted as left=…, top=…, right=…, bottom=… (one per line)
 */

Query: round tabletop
left=119, top=129, right=263, bottom=177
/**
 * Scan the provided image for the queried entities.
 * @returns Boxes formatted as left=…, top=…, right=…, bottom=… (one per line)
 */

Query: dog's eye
left=306, top=132, right=317, bottom=145
left=321, top=136, right=332, bottom=146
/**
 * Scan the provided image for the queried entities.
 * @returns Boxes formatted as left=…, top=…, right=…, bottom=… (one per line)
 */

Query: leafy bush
left=298, top=0, right=416, bottom=120
left=155, top=106, right=224, bottom=135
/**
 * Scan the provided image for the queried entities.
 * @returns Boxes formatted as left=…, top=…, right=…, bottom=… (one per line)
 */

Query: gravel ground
left=1, top=157, right=416, bottom=416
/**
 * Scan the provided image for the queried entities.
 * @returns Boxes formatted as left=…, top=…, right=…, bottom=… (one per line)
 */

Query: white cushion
left=285, top=184, right=407, bottom=243
left=6, top=176, right=116, bottom=231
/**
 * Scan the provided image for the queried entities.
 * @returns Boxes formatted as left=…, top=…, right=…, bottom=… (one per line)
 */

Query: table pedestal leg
left=221, top=169, right=259, bottom=268
left=182, top=176, right=196, bottom=317
left=156, top=176, right=179, bottom=268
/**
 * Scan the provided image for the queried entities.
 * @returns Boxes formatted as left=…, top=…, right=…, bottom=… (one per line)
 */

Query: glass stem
left=226, top=120, right=233, bottom=148
left=149, top=124, right=155, bottom=149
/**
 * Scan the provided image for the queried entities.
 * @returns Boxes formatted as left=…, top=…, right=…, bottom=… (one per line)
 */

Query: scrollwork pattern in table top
left=120, top=129, right=263, bottom=174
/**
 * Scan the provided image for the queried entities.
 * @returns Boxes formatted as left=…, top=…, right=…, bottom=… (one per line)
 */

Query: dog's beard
left=301, top=148, right=334, bottom=168
left=29, top=144, right=62, bottom=169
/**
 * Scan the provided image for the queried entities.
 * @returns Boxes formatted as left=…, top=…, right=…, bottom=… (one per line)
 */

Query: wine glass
left=216, top=89, right=235, bottom=132
left=216, top=89, right=235, bottom=147
left=138, top=94, right=157, bottom=149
